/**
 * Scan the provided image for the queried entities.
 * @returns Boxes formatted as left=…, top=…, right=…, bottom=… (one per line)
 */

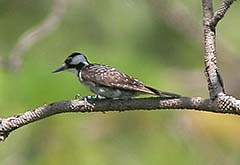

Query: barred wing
left=81, top=64, right=156, bottom=94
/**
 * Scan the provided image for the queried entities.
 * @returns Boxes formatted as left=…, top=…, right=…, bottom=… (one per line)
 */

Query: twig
left=0, top=97, right=219, bottom=142
left=7, top=0, right=65, bottom=72
left=211, top=0, right=236, bottom=28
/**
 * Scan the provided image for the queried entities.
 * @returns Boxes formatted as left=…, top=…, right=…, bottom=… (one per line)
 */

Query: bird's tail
left=145, top=86, right=181, bottom=98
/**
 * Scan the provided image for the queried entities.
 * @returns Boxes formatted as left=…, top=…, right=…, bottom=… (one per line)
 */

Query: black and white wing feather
left=81, top=64, right=180, bottom=98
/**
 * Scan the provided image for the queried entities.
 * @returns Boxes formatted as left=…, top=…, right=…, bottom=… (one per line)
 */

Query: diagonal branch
left=211, top=0, right=236, bottom=28
left=7, top=0, right=65, bottom=72
left=0, top=97, right=220, bottom=142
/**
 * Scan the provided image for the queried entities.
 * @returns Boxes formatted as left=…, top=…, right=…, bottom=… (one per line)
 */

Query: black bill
left=52, top=64, right=68, bottom=73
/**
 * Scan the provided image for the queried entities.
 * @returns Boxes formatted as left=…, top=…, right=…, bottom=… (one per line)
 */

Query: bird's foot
left=75, top=94, right=83, bottom=100
left=74, top=94, right=99, bottom=112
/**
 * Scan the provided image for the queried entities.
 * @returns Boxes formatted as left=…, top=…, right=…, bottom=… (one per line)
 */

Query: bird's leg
left=75, top=94, right=105, bottom=100
left=84, top=95, right=105, bottom=100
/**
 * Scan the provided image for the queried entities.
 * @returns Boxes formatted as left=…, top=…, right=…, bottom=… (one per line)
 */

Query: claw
left=74, top=95, right=95, bottom=111
left=75, top=94, right=83, bottom=100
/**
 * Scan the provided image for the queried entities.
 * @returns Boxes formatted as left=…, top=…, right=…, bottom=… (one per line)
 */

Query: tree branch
left=202, top=0, right=239, bottom=110
left=0, top=0, right=239, bottom=142
left=202, top=0, right=224, bottom=99
left=211, top=0, right=236, bottom=28
left=0, top=97, right=219, bottom=142
left=7, top=0, right=65, bottom=72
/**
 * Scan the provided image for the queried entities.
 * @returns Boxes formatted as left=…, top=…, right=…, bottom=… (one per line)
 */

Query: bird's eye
left=65, top=57, right=72, bottom=64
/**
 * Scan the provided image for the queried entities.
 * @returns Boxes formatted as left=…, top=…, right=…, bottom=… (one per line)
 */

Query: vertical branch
left=202, top=0, right=224, bottom=99
left=202, top=0, right=240, bottom=112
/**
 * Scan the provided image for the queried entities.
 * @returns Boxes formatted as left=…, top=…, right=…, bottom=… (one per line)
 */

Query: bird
left=52, top=52, right=181, bottom=99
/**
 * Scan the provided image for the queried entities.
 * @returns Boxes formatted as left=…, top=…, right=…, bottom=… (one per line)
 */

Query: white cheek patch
left=71, top=55, right=88, bottom=65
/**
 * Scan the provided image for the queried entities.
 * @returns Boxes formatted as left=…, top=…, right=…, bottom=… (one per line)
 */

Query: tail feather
left=145, top=86, right=181, bottom=98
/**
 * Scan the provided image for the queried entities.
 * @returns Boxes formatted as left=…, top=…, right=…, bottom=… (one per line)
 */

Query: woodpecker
left=53, top=52, right=181, bottom=99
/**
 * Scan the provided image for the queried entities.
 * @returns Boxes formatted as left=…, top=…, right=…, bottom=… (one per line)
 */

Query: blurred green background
left=1, top=0, right=240, bottom=164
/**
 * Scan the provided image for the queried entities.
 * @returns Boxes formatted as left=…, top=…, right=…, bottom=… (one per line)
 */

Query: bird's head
left=52, top=52, right=89, bottom=74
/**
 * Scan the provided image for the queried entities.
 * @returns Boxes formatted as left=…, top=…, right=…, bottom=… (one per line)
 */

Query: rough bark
left=1, top=97, right=218, bottom=141
left=0, top=0, right=238, bottom=142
